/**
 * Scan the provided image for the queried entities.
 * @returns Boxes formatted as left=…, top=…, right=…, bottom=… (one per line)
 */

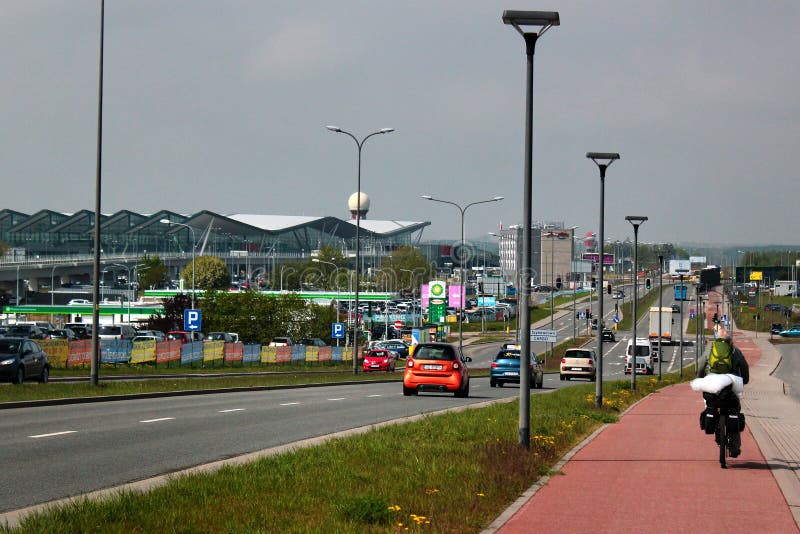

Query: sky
left=2, top=1, right=798, bottom=247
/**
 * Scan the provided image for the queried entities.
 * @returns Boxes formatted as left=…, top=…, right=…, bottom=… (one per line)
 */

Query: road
left=0, top=285, right=701, bottom=514
left=773, top=343, right=800, bottom=404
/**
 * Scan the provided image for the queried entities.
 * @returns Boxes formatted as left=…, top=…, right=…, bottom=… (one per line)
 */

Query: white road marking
left=280, top=402, right=300, bottom=406
left=218, top=408, right=245, bottom=413
left=366, top=394, right=381, bottom=398
left=29, top=430, right=77, bottom=439
left=327, top=398, right=346, bottom=401
left=140, top=417, right=175, bottom=423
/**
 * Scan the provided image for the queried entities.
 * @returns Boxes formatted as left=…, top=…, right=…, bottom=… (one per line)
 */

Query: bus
left=674, top=284, right=688, bottom=301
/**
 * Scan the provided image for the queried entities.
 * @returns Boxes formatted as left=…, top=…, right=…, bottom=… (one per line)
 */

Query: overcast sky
left=2, top=1, right=798, bottom=247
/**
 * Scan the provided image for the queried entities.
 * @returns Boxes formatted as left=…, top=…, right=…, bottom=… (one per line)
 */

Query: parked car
left=269, top=337, right=293, bottom=347
left=764, top=303, right=787, bottom=312
left=373, top=340, right=409, bottom=358
left=296, top=337, right=327, bottom=347
left=49, top=328, right=77, bottom=341
left=166, top=331, right=204, bottom=344
left=67, top=299, right=92, bottom=305
left=65, top=323, right=92, bottom=339
left=136, top=329, right=165, bottom=341
left=362, top=349, right=396, bottom=372
left=206, top=332, right=235, bottom=343
left=132, top=335, right=161, bottom=343
left=403, top=342, right=471, bottom=397
left=560, top=348, right=597, bottom=381
left=601, top=328, right=616, bottom=342
left=771, top=323, right=785, bottom=335
left=489, top=348, right=543, bottom=389
left=778, top=326, right=800, bottom=338
left=5, top=324, right=46, bottom=339
left=97, top=324, right=137, bottom=340
left=0, top=337, right=49, bottom=384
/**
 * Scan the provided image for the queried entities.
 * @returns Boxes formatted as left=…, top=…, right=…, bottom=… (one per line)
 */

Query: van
left=97, top=324, right=137, bottom=340
left=625, top=338, right=654, bottom=375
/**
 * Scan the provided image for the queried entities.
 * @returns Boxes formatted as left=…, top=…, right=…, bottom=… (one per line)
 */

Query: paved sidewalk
left=484, top=327, right=800, bottom=533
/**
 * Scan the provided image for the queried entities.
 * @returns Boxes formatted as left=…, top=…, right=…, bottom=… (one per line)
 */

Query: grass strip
left=3, top=374, right=686, bottom=534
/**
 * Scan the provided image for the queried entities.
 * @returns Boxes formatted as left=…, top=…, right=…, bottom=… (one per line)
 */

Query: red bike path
left=488, top=333, right=800, bottom=533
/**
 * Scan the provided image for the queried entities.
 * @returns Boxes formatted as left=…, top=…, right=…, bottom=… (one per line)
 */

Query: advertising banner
left=448, top=285, right=463, bottom=308
left=582, top=253, right=615, bottom=265
left=428, top=280, right=446, bottom=299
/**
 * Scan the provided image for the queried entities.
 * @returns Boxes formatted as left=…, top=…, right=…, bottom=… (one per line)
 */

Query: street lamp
left=676, top=267, right=689, bottom=378
left=421, top=195, right=504, bottom=356
left=326, top=125, right=394, bottom=374
left=400, top=268, right=420, bottom=327
left=313, top=259, right=341, bottom=346
left=658, top=254, right=664, bottom=381
left=502, top=8, right=559, bottom=448
left=625, top=215, right=648, bottom=390
left=587, top=152, right=620, bottom=407
left=160, top=219, right=196, bottom=309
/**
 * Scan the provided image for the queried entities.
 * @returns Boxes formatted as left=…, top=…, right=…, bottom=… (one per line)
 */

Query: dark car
left=765, top=303, right=788, bottom=312
left=5, top=325, right=46, bottom=339
left=671, top=304, right=681, bottom=313
left=206, top=332, right=235, bottom=343
left=375, top=340, right=409, bottom=358
left=49, top=328, right=77, bottom=341
left=601, top=329, right=616, bottom=342
left=65, top=323, right=92, bottom=340
left=490, top=348, right=543, bottom=389
left=0, top=337, right=50, bottom=384
left=296, top=337, right=327, bottom=347
left=771, top=323, right=784, bottom=335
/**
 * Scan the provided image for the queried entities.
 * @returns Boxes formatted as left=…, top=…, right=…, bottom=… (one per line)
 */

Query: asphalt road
left=773, top=343, right=800, bottom=404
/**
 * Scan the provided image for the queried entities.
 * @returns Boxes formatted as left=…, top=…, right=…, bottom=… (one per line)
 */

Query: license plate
left=370, top=364, right=380, bottom=367
left=423, top=364, right=443, bottom=370
left=571, top=367, right=583, bottom=371
left=504, top=371, right=519, bottom=376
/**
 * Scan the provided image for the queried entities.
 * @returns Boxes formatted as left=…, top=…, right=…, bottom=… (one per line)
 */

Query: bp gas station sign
left=428, top=281, right=447, bottom=324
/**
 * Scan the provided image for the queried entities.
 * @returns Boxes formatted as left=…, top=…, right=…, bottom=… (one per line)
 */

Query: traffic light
left=607, top=284, right=612, bottom=295
left=645, top=278, right=651, bottom=290
left=591, top=277, right=596, bottom=289
left=555, top=277, right=562, bottom=290
left=713, top=313, right=719, bottom=324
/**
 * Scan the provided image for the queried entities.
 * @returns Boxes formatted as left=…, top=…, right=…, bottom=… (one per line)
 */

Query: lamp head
left=502, top=10, right=560, bottom=30
left=421, top=195, right=433, bottom=200
left=586, top=152, right=620, bottom=169
left=625, top=215, right=648, bottom=227
left=492, top=196, right=504, bottom=201
left=159, top=218, right=171, bottom=224
left=379, top=128, right=394, bottom=134
left=325, top=125, right=342, bottom=132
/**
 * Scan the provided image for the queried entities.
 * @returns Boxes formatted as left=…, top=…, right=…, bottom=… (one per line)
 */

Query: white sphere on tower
left=348, top=192, right=370, bottom=219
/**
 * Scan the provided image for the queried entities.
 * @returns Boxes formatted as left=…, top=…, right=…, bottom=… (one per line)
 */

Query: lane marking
left=140, top=417, right=175, bottom=423
left=29, top=430, right=77, bottom=439
left=280, top=402, right=299, bottom=406
left=219, top=408, right=245, bottom=413
left=327, top=398, right=346, bottom=401
left=366, top=394, right=381, bottom=398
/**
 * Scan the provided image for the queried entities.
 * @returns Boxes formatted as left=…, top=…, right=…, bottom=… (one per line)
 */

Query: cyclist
left=699, top=336, right=749, bottom=456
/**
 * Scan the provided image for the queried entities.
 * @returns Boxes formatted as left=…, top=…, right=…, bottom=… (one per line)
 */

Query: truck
left=648, top=306, right=672, bottom=346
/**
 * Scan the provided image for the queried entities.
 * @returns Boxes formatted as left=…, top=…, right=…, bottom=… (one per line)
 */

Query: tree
left=382, top=246, right=434, bottom=296
left=145, top=294, right=192, bottom=333
left=182, top=255, right=229, bottom=291
left=137, top=254, right=167, bottom=290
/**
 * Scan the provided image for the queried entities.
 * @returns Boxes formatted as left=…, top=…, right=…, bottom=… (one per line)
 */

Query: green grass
left=3, top=373, right=687, bottom=534
left=618, top=287, right=661, bottom=331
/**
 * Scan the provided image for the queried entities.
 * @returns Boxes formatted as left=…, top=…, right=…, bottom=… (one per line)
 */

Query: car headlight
left=0, top=358, right=15, bottom=366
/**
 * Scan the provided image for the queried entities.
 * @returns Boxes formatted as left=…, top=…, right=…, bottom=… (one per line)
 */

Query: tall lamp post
left=313, top=259, right=341, bottom=346
left=160, top=219, right=196, bottom=309
left=421, top=195, right=504, bottom=356
left=400, top=268, right=419, bottom=327
left=676, top=268, right=689, bottom=377
left=587, top=152, right=619, bottom=407
left=658, top=254, right=664, bottom=380
left=625, top=215, right=648, bottom=390
left=326, top=125, right=394, bottom=374
left=502, top=9, right=560, bottom=448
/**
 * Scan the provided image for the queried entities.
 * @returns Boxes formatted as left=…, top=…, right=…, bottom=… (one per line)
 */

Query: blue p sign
left=184, top=309, right=202, bottom=331
left=332, top=322, right=345, bottom=339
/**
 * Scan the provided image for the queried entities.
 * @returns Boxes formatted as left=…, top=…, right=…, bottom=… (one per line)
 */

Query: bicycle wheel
left=717, top=413, right=727, bottom=468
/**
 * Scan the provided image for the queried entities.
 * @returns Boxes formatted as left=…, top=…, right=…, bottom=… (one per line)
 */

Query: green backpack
left=709, top=339, right=733, bottom=374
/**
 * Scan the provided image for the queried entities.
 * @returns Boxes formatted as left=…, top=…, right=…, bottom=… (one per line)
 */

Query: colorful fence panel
left=203, top=340, right=224, bottom=363
left=243, top=344, right=261, bottom=363
left=260, top=345, right=277, bottom=363
left=331, top=346, right=343, bottom=361
left=275, top=346, right=292, bottom=363
left=223, top=342, right=244, bottom=363
left=290, top=345, right=306, bottom=363
left=130, top=340, right=156, bottom=364
left=39, top=339, right=69, bottom=367
left=67, top=339, right=92, bottom=366
left=101, top=340, right=132, bottom=364
left=305, top=346, right=319, bottom=362
left=180, top=341, right=203, bottom=365
left=156, top=340, right=181, bottom=364
left=318, top=346, right=332, bottom=362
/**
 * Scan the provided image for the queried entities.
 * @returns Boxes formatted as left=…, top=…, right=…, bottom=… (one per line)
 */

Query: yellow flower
left=477, top=493, right=485, bottom=497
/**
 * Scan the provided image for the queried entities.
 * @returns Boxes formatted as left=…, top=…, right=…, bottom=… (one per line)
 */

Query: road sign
left=331, top=322, right=345, bottom=339
left=394, top=320, right=403, bottom=330
left=613, top=315, right=619, bottom=324
left=184, top=309, right=202, bottom=331
left=690, top=312, right=695, bottom=319
left=579, top=311, right=586, bottom=319
left=530, top=329, right=557, bottom=343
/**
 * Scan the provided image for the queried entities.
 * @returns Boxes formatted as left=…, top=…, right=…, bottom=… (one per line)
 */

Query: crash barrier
left=37, top=339, right=362, bottom=368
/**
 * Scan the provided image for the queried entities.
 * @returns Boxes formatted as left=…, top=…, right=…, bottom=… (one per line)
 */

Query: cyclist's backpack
left=709, top=339, right=733, bottom=374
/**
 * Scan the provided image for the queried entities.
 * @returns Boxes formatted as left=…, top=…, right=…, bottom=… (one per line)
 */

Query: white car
left=68, top=299, right=92, bottom=305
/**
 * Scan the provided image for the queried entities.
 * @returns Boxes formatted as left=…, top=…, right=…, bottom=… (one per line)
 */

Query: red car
left=362, top=349, right=396, bottom=372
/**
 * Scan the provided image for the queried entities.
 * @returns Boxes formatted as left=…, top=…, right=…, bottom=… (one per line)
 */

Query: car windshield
left=0, top=340, right=21, bottom=353
left=495, top=350, right=521, bottom=359
left=98, top=326, right=121, bottom=335
left=627, top=345, right=650, bottom=356
left=414, top=345, right=456, bottom=361
left=207, top=333, right=226, bottom=340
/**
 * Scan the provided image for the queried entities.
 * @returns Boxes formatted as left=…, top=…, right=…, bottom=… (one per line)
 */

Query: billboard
left=582, top=253, right=614, bottom=265
left=669, top=259, right=691, bottom=276
left=689, top=256, right=707, bottom=264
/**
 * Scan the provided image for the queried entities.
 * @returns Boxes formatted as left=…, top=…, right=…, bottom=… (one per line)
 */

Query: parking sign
left=331, top=322, right=345, bottom=339
left=184, top=309, right=202, bottom=331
